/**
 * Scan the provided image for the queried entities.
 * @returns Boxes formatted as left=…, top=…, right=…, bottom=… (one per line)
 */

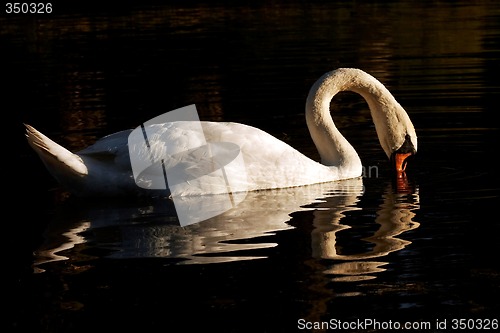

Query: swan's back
left=199, top=122, right=340, bottom=191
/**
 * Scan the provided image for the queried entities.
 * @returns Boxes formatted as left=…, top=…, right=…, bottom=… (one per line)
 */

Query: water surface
left=6, top=1, right=500, bottom=332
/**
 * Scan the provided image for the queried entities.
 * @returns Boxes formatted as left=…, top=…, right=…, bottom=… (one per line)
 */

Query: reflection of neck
left=311, top=183, right=420, bottom=276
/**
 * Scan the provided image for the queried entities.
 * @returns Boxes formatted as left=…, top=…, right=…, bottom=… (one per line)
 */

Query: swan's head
left=372, top=101, right=417, bottom=174
left=359, top=77, right=417, bottom=174
left=390, top=133, right=417, bottom=174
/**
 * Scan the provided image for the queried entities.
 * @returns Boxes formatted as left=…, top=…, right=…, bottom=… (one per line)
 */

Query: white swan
left=25, top=68, right=417, bottom=197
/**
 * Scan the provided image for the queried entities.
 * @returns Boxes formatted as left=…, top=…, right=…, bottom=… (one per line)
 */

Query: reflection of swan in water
left=34, top=179, right=362, bottom=269
left=311, top=183, right=420, bottom=281
left=34, top=178, right=419, bottom=280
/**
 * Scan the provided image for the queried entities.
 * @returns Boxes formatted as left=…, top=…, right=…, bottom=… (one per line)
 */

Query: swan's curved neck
left=305, top=68, right=411, bottom=177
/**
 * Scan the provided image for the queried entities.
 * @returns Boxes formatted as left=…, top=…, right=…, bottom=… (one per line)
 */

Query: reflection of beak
left=392, top=152, right=413, bottom=173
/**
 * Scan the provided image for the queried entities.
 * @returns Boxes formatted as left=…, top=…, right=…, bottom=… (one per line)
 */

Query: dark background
left=4, top=1, right=500, bottom=332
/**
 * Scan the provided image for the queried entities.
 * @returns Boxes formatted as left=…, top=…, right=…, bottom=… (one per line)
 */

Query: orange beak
left=393, top=152, right=413, bottom=174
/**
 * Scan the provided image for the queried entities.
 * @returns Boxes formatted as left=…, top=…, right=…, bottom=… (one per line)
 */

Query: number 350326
left=6, top=3, right=52, bottom=14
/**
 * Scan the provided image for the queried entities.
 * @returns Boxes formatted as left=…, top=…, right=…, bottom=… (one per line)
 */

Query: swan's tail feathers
left=24, top=124, right=88, bottom=177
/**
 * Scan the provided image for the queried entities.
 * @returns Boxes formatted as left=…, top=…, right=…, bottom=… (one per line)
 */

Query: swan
left=25, top=68, right=417, bottom=197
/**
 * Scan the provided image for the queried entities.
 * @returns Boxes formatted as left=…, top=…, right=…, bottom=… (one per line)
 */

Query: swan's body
left=26, top=68, right=417, bottom=197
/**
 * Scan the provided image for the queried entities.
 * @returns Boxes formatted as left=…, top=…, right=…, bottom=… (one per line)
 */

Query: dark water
left=5, top=1, right=500, bottom=332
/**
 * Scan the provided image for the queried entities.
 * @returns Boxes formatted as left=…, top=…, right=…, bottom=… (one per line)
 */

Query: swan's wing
left=77, top=130, right=133, bottom=169
left=77, top=129, right=132, bottom=155
left=201, top=122, right=339, bottom=190
left=76, top=123, right=208, bottom=176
